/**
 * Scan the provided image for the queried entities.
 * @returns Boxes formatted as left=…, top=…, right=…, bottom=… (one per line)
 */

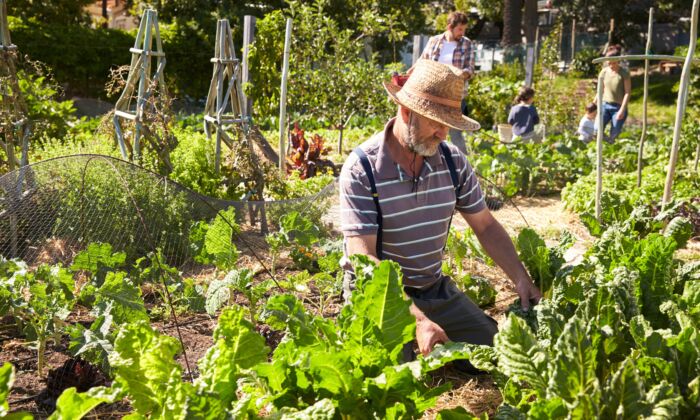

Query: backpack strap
left=353, top=147, right=382, bottom=258
left=438, top=142, right=460, bottom=250
left=439, top=142, right=459, bottom=193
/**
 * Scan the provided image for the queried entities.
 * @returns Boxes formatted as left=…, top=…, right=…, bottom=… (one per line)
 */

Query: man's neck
left=388, top=120, right=424, bottom=178
left=444, top=30, right=457, bottom=42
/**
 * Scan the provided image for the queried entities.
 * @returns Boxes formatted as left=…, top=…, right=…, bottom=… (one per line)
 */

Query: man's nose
left=436, top=125, right=449, bottom=138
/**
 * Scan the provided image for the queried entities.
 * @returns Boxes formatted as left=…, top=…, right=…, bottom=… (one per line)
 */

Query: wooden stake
left=694, top=142, right=700, bottom=172
left=242, top=16, right=256, bottom=118
left=662, top=0, right=698, bottom=206
left=278, top=18, right=292, bottom=174
left=570, top=19, right=576, bottom=62
left=595, top=72, right=604, bottom=221
left=412, top=35, right=422, bottom=65
left=637, top=8, right=653, bottom=188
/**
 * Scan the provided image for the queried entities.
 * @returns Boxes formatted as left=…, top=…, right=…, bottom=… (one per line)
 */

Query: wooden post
left=534, top=26, right=540, bottom=67
left=694, top=142, right=700, bottom=172
left=570, top=19, right=576, bottom=62
left=662, top=0, right=699, bottom=206
left=595, top=72, right=605, bottom=221
left=241, top=15, right=256, bottom=119
left=278, top=18, right=292, bottom=173
left=604, top=18, right=615, bottom=53
left=412, top=35, right=422, bottom=65
left=637, top=8, right=653, bottom=188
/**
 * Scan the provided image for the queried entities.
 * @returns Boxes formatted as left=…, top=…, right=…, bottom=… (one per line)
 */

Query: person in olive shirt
left=599, top=45, right=631, bottom=142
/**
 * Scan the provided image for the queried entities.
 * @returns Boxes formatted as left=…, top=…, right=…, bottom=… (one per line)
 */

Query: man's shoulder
left=341, top=131, right=383, bottom=174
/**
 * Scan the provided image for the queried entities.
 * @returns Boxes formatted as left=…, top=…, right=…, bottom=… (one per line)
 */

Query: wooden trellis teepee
left=203, top=19, right=251, bottom=174
left=0, top=0, right=30, bottom=171
left=113, top=9, right=168, bottom=163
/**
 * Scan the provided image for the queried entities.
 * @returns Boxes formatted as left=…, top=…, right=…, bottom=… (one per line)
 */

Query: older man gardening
left=338, top=59, right=541, bottom=361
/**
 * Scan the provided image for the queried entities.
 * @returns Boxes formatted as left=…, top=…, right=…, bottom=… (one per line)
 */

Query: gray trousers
left=343, top=273, right=498, bottom=347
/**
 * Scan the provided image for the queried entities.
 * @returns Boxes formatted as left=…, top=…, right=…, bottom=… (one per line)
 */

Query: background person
left=507, top=86, right=543, bottom=142
left=418, top=11, right=475, bottom=154
left=599, top=45, right=631, bottom=142
left=577, top=102, right=598, bottom=143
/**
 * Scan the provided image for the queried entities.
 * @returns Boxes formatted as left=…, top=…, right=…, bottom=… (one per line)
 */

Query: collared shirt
left=339, top=118, right=486, bottom=289
left=421, top=32, right=475, bottom=75
left=421, top=32, right=475, bottom=97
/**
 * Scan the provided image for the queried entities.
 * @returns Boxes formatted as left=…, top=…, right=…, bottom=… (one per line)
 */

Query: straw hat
left=383, top=59, right=481, bottom=132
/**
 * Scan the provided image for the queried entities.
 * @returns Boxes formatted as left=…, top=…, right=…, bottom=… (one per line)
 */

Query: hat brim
left=383, top=81, right=481, bottom=132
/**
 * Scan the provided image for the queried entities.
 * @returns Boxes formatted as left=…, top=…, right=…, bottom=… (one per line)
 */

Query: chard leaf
left=349, top=261, right=414, bottom=362
left=0, top=363, right=14, bottom=416
left=601, top=358, right=649, bottom=419
left=49, top=386, right=121, bottom=420
left=197, top=306, right=268, bottom=406
left=308, top=352, right=354, bottom=395
left=494, top=314, right=548, bottom=395
left=646, top=381, right=682, bottom=419
left=548, top=316, right=600, bottom=411
left=277, top=398, right=335, bottom=419
left=205, top=207, right=239, bottom=271
left=108, top=321, right=188, bottom=418
left=94, top=272, right=148, bottom=324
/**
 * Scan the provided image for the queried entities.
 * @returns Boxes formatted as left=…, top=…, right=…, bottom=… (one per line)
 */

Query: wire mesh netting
left=0, top=154, right=337, bottom=268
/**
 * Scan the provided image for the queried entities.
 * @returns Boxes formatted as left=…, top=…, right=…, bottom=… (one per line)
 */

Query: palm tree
left=502, top=0, right=523, bottom=47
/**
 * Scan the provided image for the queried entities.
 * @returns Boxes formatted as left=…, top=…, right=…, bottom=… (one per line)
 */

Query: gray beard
left=403, top=115, right=441, bottom=157
left=406, top=138, right=439, bottom=157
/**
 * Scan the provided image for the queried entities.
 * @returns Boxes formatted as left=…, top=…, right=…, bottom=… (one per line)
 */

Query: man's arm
left=345, top=234, right=449, bottom=356
left=461, top=208, right=542, bottom=309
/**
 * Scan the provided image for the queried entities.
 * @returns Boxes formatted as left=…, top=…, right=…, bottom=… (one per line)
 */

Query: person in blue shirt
left=507, top=87, right=543, bottom=142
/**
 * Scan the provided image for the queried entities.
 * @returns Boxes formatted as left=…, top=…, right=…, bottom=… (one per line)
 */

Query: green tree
left=553, top=0, right=694, bottom=49
left=7, top=0, right=92, bottom=25
left=247, top=0, right=397, bottom=136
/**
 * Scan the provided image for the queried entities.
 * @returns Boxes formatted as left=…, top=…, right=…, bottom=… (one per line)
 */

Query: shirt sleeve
left=462, top=38, right=475, bottom=74
left=453, top=150, right=486, bottom=214
left=420, top=36, right=436, bottom=59
left=339, top=155, right=379, bottom=237
left=507, top=107, right=516, bottom=125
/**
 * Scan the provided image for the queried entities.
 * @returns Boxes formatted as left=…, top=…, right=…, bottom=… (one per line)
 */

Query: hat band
left=400, top=88, right=461, bottom=108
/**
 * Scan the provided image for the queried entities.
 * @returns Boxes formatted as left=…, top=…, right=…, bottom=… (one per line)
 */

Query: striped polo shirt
left=339, top=118, right=486, bottom=289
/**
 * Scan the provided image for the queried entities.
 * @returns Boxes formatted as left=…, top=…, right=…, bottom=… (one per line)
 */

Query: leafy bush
left=571, top=47, right=601, bottom=78
left=246, top=0, right=397, bottom=128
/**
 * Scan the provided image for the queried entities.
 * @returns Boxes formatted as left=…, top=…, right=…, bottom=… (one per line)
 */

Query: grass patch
left=627, top=73, right=678, bottom=125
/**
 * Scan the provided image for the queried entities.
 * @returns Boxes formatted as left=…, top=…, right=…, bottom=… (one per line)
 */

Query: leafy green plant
left=13, top=265, right=75, bottom=375
left=205, top=269, right=272, bottom=325
left=516, top=228, right=573, bottom=296
left=0, top=363, right=31, bottom=419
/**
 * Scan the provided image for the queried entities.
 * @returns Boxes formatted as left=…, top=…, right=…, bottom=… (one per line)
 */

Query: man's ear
left=399, top=106, right=411, bottom=123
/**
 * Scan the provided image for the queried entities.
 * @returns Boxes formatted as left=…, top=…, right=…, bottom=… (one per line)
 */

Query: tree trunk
left=502, top=0, right=523, bottom=47
left=523, top=0, right=538, bottom=44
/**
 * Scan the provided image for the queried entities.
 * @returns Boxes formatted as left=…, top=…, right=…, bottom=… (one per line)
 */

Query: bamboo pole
left=242, top=16, right=256, bottom=118
left=637, top=8, right=653, bottom=188
left=214, top=20, right=224, bottom=174
left=662, top=0, right=699, bottom=206
left=278, top=18, right=292, bottom=173
left=570, top=19, right=576, bottom=62
left=603, top=18, right=614, bottom=53
left=694, top=142, right=700, bottom=172
left=412, top=35, right=422, bottom=65
left=595, top=72, right=604, bottom=221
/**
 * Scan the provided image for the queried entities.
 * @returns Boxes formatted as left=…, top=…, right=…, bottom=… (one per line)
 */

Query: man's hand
left=615, top=111, right=625, bottom=121
left=416, top=318, right=449, bottom=356
left=516, top=277, right=542, bottom=311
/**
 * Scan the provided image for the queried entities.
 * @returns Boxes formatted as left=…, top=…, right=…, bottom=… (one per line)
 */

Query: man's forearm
left=474, top=222, right=531, bottom=286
